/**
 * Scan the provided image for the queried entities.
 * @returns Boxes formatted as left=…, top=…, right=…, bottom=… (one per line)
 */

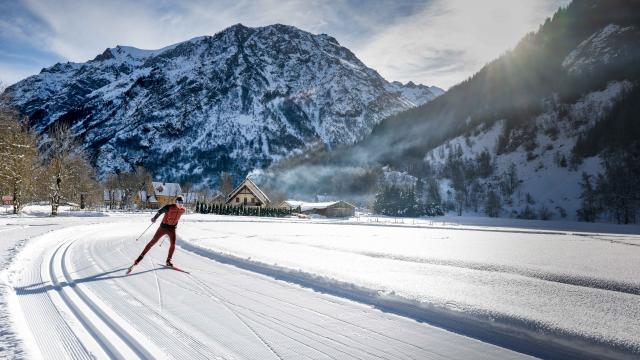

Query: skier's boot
left=165, top=259, right=173, bottom=267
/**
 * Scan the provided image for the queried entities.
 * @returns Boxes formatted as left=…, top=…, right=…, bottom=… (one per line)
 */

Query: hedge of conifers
left=195, top=202, right=294, bottom=217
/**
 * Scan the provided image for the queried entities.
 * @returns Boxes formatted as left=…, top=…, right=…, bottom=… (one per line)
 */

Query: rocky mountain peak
left=4, top=23, right=442, bottom=187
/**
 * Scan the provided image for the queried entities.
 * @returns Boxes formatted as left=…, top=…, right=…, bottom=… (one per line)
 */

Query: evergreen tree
left=485, top=190, right=502, bottom=217
left=476, top=150, right=494, bottom=178
left=425, top=178, right=442, bottom=206
left=501, top=162, right=519, bottom=201
left=468, top=181, right=483, bottom=213
left=373, top=185, right=389, bottom=215
left=517, top=205, right=537, bottom=220
left=415, top=178, right=426, bottom=215
left=595, top=146, right=640, bottom=224
left=577, top=172, right=599, bottom=222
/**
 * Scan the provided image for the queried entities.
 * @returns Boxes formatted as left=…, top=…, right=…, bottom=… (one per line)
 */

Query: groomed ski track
left=10, top=221, right=532, bottom=359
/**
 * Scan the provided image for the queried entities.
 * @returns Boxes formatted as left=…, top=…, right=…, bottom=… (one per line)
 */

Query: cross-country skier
left=132, top=195, right=186, bottom=268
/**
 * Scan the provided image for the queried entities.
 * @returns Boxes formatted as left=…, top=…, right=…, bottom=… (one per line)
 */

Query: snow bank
left=0, top=204, right=158, bottom=218
left=179, top=216, right=640, bottom=358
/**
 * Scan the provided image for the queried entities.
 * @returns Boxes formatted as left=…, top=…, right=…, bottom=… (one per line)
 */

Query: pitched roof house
left=152, top=182, right=182, bottom=206
left=211, top=193, right=226, bottom=204
left=225, top=178, right=271, bottom=208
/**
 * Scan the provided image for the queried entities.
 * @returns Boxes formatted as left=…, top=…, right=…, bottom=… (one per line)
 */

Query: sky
left=0, top=0, right=570, bottom=89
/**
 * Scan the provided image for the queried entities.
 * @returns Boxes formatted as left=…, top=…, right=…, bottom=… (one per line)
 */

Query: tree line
left=578, top=145, right=640, bottom=224
left=372, top=142, right=559, bottom=220
left=196, top=202, right=293, bottom=217
left=1, top=106, right=165, bottom=215
left=0, top=107, right=101, bottom=215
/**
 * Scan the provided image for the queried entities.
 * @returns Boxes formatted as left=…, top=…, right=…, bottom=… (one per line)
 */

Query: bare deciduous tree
left=104, top=174, right=120, bottom=209
left=133, top=166, right=153, bottom=209
left=220, top=172, right=233, bottom=199
left=0, top=108, right=40, bottom=214
left=42, top=125, right=97, bottom=216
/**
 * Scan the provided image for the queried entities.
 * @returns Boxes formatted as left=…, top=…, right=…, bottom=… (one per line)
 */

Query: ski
left=158, top=264, right=190, bottom=274
left=126, top=264, right=136, bottom=274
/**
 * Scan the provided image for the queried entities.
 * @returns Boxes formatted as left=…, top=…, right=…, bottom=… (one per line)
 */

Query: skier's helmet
left=176, top=196, right=184, bottom=204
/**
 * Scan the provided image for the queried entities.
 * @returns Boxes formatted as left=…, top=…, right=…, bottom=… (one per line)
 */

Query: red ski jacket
left=153, top=204, right=186, bottom=228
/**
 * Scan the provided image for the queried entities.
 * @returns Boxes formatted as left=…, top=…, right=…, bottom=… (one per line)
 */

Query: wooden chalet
left=136, top=191, right=159, bottom=209
left=152, top=182, right=182, bottom=206
left=225, top=178, right=271, bottom=208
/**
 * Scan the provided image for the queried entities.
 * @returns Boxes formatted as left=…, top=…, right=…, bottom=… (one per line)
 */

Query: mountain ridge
left=4, top=23, right=442, bottom=186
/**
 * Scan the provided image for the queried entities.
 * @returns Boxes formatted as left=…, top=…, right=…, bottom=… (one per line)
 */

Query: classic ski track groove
left=185, top=275, right=397, bottom=360
left=102, top=232, right=236, bottom=359
left=18, top=237, right=91, bottom=359
left=53, top=235, right=157, bottom=359
left=146, top=256, right=163, bottom=312
left=149, top=276, right=345, bottom=360
left=168, top=249, right=443, bottom=360
left=213, top=277, right=434, bottom=356
left=185, top=274, right=285, bottom=360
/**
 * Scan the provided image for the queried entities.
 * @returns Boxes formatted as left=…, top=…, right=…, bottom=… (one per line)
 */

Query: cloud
left=0, top=0, right=569, bottom=88
left=356, top=0, right=571, bottom=88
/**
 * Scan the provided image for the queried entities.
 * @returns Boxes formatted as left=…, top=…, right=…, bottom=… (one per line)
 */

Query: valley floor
left=1, top=211, right=639, bottom=359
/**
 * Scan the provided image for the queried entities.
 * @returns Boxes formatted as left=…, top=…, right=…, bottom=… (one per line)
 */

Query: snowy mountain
left=258, top=0, right=640, bottom=222
left=562, top=23, right=640, bottom=76
left=389, top=81, right=444, bottom=107
left=3, top=23, right=441, bottom=186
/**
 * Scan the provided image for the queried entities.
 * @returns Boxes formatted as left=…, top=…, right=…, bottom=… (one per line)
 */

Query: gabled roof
left=212, top=193, right=226, bottom=201
left=280, top=200, right=304, bottom=208
left=226, top=178, right=270, bottom=205
left=152, top=182, right=182, bottom=197
left=282, top=200, right=356, bottom=211
left=138, top=191, right=158, bottom=203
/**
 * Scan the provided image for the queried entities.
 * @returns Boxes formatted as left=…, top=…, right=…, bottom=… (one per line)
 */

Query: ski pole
left=135, top=222, right=154, bottom=241
left=159, top=237, right=165, bottom=248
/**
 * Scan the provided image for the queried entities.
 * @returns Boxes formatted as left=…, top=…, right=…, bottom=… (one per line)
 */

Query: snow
left=562, top=24, right=638, bottom=76
left=423, top=80, right=633, bottom=219
left=0, top=214, right=132, bottom=359
left=179, top=214, right=640, bottom=357
left=6, top=24, right=444, bottom=186
left=0, top=215, right=536, bottom=359
left=282, top=200, right=346, bottom=211
left=152, top=182, right=182, bottom=197
left=381, top=168, right=418, bottom=188
left=388, top=81, right=443, bottom=106
left=0, top=204, right=116, bottom=218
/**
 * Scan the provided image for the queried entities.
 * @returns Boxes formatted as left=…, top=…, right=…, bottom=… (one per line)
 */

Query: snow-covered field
left=1, top=212, right=639, bottom=359
left=180, top=215, right=640, bottom=358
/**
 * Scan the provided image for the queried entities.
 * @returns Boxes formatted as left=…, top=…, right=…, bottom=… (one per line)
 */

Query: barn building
left=280, top=200, right=356, bottom=218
